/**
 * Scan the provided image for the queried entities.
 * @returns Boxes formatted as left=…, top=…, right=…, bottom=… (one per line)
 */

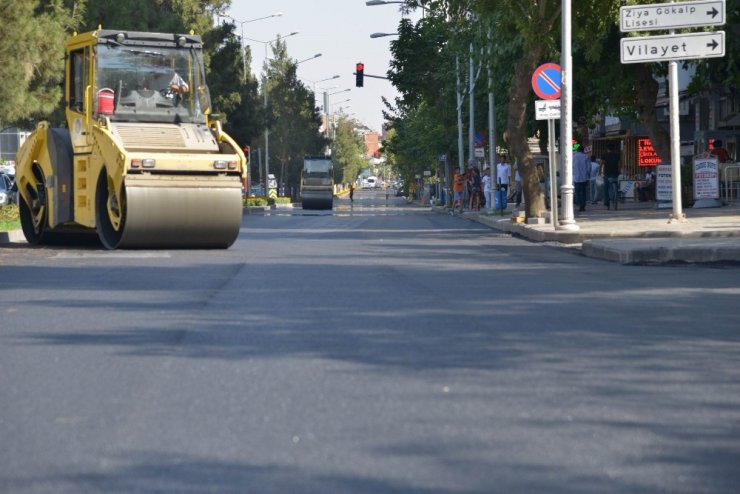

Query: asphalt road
left=1, top=189, right=739, bottom=493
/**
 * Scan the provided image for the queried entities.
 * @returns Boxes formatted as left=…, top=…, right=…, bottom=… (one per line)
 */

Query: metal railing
left=721, top=164, right=740, bottom=203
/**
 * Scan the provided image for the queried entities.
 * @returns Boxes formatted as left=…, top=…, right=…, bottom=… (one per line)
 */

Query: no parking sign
left=531, top=63, right=561, bottom=100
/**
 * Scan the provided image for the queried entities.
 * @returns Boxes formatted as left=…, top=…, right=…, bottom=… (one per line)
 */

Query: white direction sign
left=621, top=31, right=724, bottom=64
left=535, top=99, right=561, bottom=120
left=621, top=0, right=725, bottom=32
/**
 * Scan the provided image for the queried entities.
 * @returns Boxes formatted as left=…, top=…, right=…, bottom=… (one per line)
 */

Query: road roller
left=15, top=29, right=247, bottom=249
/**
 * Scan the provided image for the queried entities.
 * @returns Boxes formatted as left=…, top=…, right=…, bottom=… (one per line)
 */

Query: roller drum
left=100, top=174, right=243, bottom=249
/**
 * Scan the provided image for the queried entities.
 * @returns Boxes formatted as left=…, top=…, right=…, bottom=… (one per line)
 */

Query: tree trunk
left=634, top=64, right=671, bottom=163
left=507, top=47, right=546, bottom=219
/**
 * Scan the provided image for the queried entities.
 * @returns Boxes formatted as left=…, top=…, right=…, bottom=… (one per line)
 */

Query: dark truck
left=300, top=156, right=334, bottom=210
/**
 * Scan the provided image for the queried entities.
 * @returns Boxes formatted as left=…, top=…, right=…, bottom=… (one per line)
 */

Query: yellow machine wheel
left=19, top=165, right=49, bottom=245
left=95, top=169, right=127, bottom=250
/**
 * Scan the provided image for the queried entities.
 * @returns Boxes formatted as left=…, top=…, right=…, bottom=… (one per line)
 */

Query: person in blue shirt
left=573, top=144, right=591, bottom=212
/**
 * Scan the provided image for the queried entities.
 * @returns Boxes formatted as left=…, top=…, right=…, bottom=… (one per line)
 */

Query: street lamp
left=370, top=32, right=399, bottom=38
left=217, top=11, right=283, bottom=83
left=323, top=89, right=352, bottom=137
left=296, top=53, right=322, bottom=65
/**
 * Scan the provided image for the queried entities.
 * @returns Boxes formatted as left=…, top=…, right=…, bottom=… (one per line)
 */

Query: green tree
left=262, top=39, right=327, bottom=194
left=332, top=115, right=366, bottom=185
left=0, top=0, right=83, bottom=124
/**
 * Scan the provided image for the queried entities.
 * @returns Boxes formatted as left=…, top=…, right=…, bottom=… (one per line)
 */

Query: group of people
left=452, top=157, right=521, bottom=212
left=572, top=142, right=626, bottom=212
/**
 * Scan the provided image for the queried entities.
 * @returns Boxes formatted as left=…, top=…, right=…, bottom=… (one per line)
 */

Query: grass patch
left=244, top=196, right=292, bottom=207
left=0, top=204, right=20, bottom=232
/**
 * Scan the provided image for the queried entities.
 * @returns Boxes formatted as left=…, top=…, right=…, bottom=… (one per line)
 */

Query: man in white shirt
left=496, top=157, right=511, bottom=210
left=590, top=156, right=601, bottom=204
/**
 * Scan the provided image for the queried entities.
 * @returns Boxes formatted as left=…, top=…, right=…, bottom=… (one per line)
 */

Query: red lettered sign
left=638, top=138, right=661, bottom=166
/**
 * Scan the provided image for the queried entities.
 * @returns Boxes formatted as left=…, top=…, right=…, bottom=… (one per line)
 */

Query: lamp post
left=297, top=53, right=322, bottom=65
left=369, top=32, right=399, bottom=38
left=217, top=11, right=283, bottom=83
left=323, top=88, right=351, bottom=138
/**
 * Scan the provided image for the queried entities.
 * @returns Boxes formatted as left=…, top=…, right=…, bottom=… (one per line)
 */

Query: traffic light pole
left=353, top=72, right=388, bottom=80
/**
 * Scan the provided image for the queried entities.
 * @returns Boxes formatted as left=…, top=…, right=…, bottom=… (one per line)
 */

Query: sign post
left=620, top=0, right=725, bottom=221
left=532, top=65, right=562, bottom=229
left=620, top=0, right=725, bottom=32
left=620, top=31, right=725, bottom=64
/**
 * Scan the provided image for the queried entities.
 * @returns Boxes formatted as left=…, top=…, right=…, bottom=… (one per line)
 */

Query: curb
left=0, top=230, right=25, bottom=244
left=582, top=238, right=740, bottom=264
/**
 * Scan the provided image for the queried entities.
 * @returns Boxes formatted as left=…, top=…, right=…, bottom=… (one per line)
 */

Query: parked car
left=0, top=173, right=14, bottom=206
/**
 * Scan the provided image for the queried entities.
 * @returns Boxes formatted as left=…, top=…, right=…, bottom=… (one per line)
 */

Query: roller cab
left=15, top=29, right=247, bottom=249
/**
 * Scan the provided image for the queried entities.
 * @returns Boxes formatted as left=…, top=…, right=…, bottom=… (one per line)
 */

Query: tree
left=0, top=0, right=83, bottom=125
left=204, top=22, right=262, bottom=162
left=262, top=39, right=327, bottom=195
left=332, top=115, right=366, bottom=185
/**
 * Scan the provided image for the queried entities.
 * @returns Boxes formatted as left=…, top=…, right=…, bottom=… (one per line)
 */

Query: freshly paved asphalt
left=6, top=196, right=739, bottom=264
left=1, top=190, right=739, bottom=493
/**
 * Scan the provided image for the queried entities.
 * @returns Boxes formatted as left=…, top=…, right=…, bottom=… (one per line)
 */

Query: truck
left=14, top=29, right=247, bottom=249
left=300, top=156, right=334, bottom=210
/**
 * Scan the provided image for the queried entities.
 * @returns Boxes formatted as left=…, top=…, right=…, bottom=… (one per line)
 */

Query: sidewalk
left=446, top=199, right=740, bottom=264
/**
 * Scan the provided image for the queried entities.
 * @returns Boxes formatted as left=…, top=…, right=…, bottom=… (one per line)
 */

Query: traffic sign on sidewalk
left=621, top=0, right=724, bottom=32
left=531, top=63, right=561, bottom=100
left=620, top=31, right=725, bottom=64
left=535, top=100, right=561, bottom=120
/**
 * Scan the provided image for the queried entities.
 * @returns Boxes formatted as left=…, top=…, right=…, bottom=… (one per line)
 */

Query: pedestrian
left=452, top=166, right=465, bottom=211
left=349, top=183, right=355, bottom=202
left=637, top=169, right=655, bottom=202
left=602, top=142, right=621, bottom=210
left=482, top=165, right=492, bottom=210
left=496, top=156, right=511, bottom=209
left=513, top=162, right=523, bottom=208
left=590, top=155, right=601, bottom=204
left=710, top=139, right=730, bottom=163
left=573, top=144, right=591, bottom=212
left=469, top=167, right=482, bottom=211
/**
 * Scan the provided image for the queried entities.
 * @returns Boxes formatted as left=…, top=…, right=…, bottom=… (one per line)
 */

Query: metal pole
left=264, top=77, right=269, bottom=185
left=558, top=0, right=578, bottom=231
left=264, top=43, right=270, bottom=183
left=240, top=23, right=247, bottom=84
left=488, top=26, right=496, bottom=210
left=456, top=56, right=464, bottom=172
left=469, top=43, right=475, bottom=167
left=668, top=9, right=685, bottom=222
left=549, top=118, right=559, bottom=227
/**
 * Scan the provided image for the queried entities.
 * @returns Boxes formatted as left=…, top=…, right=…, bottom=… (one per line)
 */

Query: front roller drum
left=96, top=173, right=243, bottom=249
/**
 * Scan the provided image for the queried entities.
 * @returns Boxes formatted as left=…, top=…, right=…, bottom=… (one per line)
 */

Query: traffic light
left=243, top=145, right=250, bottom=164
left=355, top=62, right=364, bottom=87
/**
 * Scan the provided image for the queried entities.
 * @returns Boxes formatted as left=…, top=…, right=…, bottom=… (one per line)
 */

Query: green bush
left=269, top=197, right=292, bottom=205
left=245, top=197, right=269, bottom=207
left=0, top=204, right=20, bottom=232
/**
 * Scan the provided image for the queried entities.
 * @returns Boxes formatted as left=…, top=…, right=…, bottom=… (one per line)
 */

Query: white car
left=0, top=173, right=13, bottom=206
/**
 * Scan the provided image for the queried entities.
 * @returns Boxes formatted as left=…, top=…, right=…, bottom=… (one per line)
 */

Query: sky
left=220, top=1, right=422, bottom=133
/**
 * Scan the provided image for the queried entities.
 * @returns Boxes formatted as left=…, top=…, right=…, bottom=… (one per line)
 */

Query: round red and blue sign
left=531, top=63, right=561, bottom=100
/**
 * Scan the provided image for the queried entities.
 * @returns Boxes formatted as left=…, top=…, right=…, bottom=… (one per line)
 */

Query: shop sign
left=693, top=154, right=719, bottom=199
left=637, top=138, right=661, bottom=166
left=656, top=164, right=673, bottom=201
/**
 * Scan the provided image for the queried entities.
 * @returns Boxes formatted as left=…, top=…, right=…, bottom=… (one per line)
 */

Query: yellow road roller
left=15, top=29, right=247, bottom=249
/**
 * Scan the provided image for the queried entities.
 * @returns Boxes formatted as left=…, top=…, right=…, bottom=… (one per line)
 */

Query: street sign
left=620, top=31, right=725, bottom=64
left=621, top=0, right=725, bottom=32
left=535, top=99, right=561, bottom=120
left=531, top=63, right=561, bottom=100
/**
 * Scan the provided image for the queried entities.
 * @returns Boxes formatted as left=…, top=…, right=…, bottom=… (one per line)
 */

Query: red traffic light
left=355, top=62, right=364, bottom=87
